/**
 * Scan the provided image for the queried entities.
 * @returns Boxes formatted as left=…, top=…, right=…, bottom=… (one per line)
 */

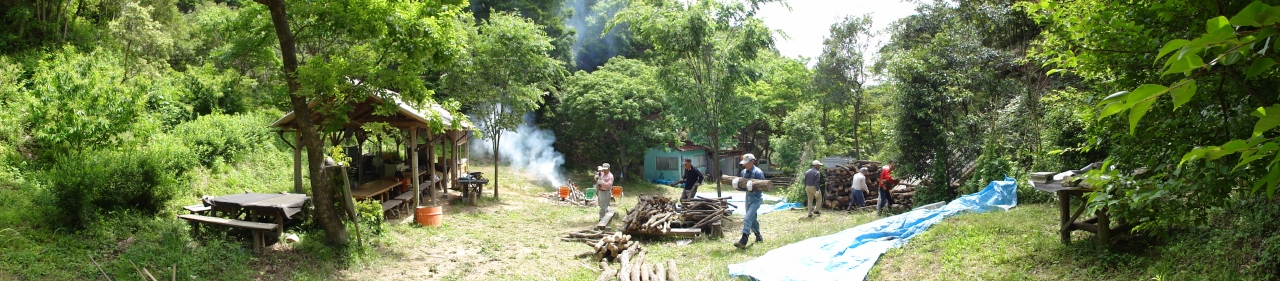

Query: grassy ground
left=868, top=203, right=1274, bottom=281
left=2, top=162, right=1271, bottom=280
left=334, top=164, right=883, bottom=280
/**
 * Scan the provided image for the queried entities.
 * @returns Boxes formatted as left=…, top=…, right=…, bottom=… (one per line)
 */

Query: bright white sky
left=755, top=0, right=920, bottom=67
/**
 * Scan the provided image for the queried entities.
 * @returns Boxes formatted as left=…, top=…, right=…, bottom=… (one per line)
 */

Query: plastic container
left=558, top=186, right=570, bottom=199
left=584, top=188, right=596, bottom=200
left=416, top=206, right=443, bottom=227
left=612, top=186, right=623, bottom=198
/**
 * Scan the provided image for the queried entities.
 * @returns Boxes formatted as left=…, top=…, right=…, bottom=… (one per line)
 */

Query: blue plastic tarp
left=739, top=201, right=804, bottom=216
left=727, top=177, right=1019, bottom=281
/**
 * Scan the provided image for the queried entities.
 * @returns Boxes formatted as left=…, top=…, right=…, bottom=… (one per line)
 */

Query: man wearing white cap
left=849, top=167, right=869, bottom=209
left=734, top=153, right=766, bottom=249
left=596, top=163, right=614, bottom=220
left=803, top=160, right=825, bottom=217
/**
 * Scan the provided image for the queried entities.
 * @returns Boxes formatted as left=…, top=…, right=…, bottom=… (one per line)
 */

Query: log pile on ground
left=676, top=197, right=731, bottom=229
left=622, top=196, right=677, bottom=234
left=821, top=160, right=924, bottom=210
left=719, top=175, right=775, bottom=192
left=563, top=230, right=683, bottom=281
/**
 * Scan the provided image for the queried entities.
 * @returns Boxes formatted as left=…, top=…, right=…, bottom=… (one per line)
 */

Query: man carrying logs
left=878, top=161, right=896, bottom=215
left=734, top=153, right=766, bottom=249
left=849, top=167, right=869, bottom=209
left=671, top=158, right=704, bottom=200
left=804, top=160, right=824, bottom=217
left=597, top=163, right=615, bottom=221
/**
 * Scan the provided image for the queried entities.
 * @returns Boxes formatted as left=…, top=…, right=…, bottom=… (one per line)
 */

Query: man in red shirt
left=878, top=161, right=896, bottom=215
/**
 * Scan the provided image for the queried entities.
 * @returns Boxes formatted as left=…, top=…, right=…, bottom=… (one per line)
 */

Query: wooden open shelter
left=270, top=92, right=472, bottom=217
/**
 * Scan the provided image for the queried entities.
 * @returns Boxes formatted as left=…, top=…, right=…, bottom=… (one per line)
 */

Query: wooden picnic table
left=1032, top=180, right=1130, bottom=247
left=352, top=178, right=402, bottom=201
left=195, top=192, right=310, bottom=250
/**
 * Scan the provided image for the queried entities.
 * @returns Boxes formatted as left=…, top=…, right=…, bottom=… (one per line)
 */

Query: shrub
left=784, top=182, right=806, bottom=205
left=173, top=112, right=278, bottom=167
left=46, top=135, right=194, bottom=228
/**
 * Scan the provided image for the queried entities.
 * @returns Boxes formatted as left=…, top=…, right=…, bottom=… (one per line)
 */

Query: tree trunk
left=254, top=0, right=347, bottom=246
left=493, top=133, right=501, bottom=200
left=852, top=95, right=862, bottom=159
left=711, top=127, right=721, bottom=198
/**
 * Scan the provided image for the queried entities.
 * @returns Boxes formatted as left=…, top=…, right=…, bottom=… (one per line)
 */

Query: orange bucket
left=416, top=206, right=443, bottom=227
left=612, top=186, right=623, bottom=198
left=558, top=186, right=570, bottom=199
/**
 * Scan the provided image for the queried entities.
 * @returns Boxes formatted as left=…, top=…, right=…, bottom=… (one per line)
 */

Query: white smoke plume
left=469, top=113, right=567, bottom=187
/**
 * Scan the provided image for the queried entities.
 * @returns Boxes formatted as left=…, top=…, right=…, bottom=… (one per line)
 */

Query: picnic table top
left=1030, top=180, right=1095, bottom=193
left=203, top=193, right=310, bottom=219
left=458, top=179, right=489, bottom=184
left=352, top=178, right=402, bottom=199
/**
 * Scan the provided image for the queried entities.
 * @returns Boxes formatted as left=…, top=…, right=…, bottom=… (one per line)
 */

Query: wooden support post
left=427, top=129, right=436, bottom=204
left=1096, top=207, right=1111, bottom=248
left=1057, top=190, right=1070, bottom=244
left=410, top=127, right=420, bottom=216
left=294, top=132, right=303, bottom=194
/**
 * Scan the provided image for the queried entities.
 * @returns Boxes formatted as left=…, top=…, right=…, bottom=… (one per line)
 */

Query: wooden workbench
left=1031, top=180, right=1129, bottom=247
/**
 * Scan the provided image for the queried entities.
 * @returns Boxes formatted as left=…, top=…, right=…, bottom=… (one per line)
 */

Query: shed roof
left=270, top=91, right=471, bottom=131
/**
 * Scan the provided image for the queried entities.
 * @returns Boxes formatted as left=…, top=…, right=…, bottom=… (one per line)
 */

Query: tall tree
left=614, top=0, right=775, bottom=196
left=250, top=0, right=467, bottom=246
left=445, top=12, right=563, bottom=200
left=559, top=57, right=672, bottom=179
left=813, top=14, right=873, bottom=157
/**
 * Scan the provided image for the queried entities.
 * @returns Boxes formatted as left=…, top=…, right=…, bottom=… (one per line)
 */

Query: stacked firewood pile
left=562, top=231, right=682, bottom=281
left=622, top=196, right=677, bottom=234
left=676, top=197, right=731, bottom=229
left=819, top=160, right=921, bottom=210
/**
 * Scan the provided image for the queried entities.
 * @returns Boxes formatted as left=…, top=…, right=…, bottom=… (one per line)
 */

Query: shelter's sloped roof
left=270, top=91, right=471, bottom=130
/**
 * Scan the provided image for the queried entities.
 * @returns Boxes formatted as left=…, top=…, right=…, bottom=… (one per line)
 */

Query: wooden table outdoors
left=1032, top=180, right=1130, bottom=247
left=458, top=179, right=489, bottom=205
left=201, top=193, right=310, bottom=239
left=351, top=178, right=402, bottom=201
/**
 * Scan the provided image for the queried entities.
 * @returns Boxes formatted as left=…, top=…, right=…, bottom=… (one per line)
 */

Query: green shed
left=643, top=142, right=709, bottom=182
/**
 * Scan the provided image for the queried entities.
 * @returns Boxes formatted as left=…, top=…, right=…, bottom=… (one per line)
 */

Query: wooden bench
left=178, top=214, right=278, bottom=252
left=183, top=204, right=211, bottom=215
left=394, top=192, right=415, bottom=213
left=381, top=199, right=405, bottom=218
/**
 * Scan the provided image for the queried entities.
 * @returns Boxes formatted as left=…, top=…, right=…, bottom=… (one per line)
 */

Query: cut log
left=666, top=260, right=679, bottom=281
left=719, top=175, right=774, bottom=192
left=598, top=261, right=615, bottom=281
left=654, top=263, right=667, bottom=281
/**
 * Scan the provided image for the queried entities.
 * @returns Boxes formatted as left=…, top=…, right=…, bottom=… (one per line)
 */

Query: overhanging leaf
left=1231, top=2, right=1270, bottom=26
left=1252, top=104, right=1280, bottom=137
left=1100, top=102, right=1128, bottom=119
left=1246, top=57, right=1276, bottom=79
left=1207, top=16, right=1231, bottom=33
left=1129, top=98, right=1156, bottom=135
left=1163, top=53, right=1205, bottom=75
left=1156, top=39, right=1190, bottom=62
left=1170, top=79, right=1197, bottom=110
left=1126, top=84, right=1168, bottom=105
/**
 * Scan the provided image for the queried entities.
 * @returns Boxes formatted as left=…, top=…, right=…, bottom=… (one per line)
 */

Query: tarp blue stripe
left=727, top=177, right=1019, bottom=281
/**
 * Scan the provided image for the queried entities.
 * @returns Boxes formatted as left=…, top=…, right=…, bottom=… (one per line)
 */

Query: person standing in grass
left=848, top=167, right=869, bottom=209
left=878, top=161, right=896, bottom=215
left=596, top=163, right=614, bottom=220
left=804, top=160, right=824, bottom=217
left=672, top=158, right=704, bottom=200
left=734, top=153, right=766, bottom=249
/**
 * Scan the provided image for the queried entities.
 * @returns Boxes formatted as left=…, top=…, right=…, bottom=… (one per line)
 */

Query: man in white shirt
left=849, top=167, right=869, bottom=209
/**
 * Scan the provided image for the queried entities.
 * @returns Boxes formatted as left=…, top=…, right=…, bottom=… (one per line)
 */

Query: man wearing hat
left=734, top=153, right=766, bottom=249
left=596, top=163, right=614, bottom=220
left=849, top=167, right=869, bottom=209
left=803, top=160, right=825, bottom=217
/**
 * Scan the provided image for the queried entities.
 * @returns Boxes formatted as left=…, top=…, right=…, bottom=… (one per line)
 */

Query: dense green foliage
left=46, top=136, right=194, bottom=228
left=558, top=58, right=671, bottom=177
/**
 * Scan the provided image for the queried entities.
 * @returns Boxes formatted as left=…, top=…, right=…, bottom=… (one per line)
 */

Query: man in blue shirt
left=734, top=153, right=766, bottom=249
left=672, top=158, right=704, bottom=200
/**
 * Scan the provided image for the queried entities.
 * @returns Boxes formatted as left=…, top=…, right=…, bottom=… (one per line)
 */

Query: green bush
left=46, top=135, right=194, bottom=228
left=784, top=182, right=807, bottom=205
left=173, top=112, right=278, bottom=167
left=960, top=154, right=1012, bottom=195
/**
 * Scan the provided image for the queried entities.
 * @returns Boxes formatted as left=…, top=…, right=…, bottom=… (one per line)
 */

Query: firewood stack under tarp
left=622, top=196, right=677, bottom=234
